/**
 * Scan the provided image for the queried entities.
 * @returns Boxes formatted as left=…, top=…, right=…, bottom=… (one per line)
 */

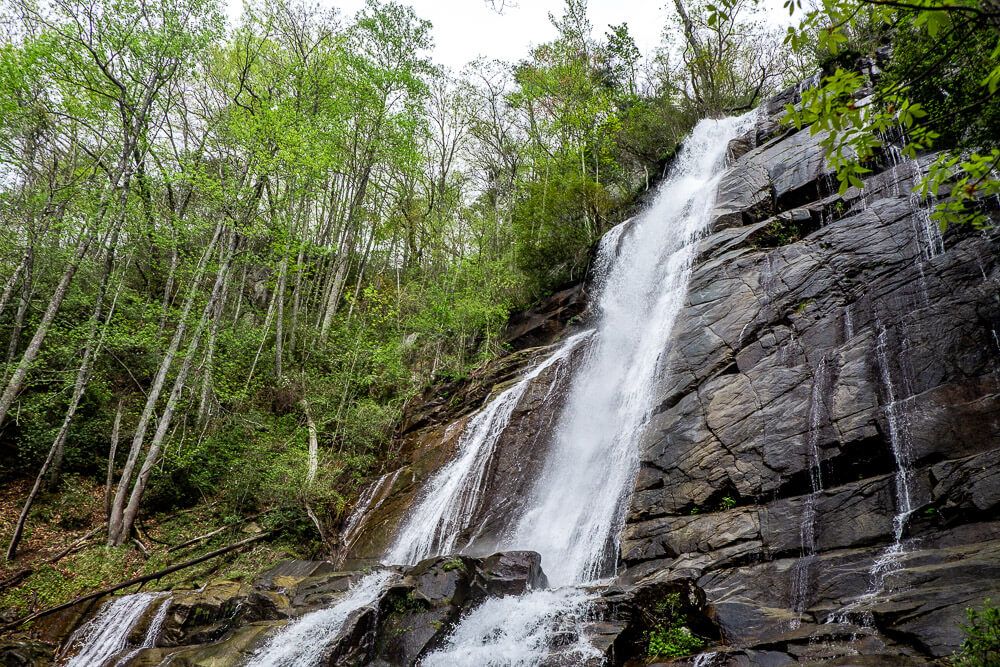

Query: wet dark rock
left=0, top=640, right=52, bottom=666
left=621, top=94, right=1000, bottom=665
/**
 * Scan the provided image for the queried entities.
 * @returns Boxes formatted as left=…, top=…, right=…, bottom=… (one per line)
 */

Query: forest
left=0, top=0, right=997, bottom=653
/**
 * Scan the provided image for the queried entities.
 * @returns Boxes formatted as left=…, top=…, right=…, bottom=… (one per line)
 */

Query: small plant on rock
left=646, top=592, right=706, bottom=659
left=442, top=557, right=465, bottom=572
left=720, top=496, right=737, bottom=510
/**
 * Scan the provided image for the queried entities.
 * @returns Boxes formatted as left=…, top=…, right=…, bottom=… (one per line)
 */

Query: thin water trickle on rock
left=832, top=321, right=918, bottom=626
left=790, top=356, right=828, bottom=628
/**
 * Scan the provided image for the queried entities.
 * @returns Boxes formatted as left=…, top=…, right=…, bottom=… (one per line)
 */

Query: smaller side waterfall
left=789, top=356, right=828, bottom=628
left=64, top=592, right=166, bottom=667
left=385, top=330, right=592, bottom=566
left=114, top=595, right=171, bottom=666
left=245, top=569, right=395, bottom=667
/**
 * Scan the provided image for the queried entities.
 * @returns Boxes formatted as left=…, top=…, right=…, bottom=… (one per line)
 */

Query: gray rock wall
left=621, top=92, right=1000, bottom=664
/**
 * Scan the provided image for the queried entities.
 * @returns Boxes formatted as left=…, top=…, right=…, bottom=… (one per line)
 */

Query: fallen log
left=0, top=531, right=272, bottom=634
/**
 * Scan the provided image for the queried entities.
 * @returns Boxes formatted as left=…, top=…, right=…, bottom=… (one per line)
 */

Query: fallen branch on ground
left=0, top=531, right=273, bottom=634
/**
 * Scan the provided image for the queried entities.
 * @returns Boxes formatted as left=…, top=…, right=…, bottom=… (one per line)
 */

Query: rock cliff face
left=618, top=87, right=1000, bottom=664
left=29, top=83, right=1000, bottom=666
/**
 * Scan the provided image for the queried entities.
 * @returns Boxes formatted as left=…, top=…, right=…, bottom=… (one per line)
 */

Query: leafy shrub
left=647, top=624, right=705, bottom=659
left=646, top=592, right=706, bottom=659
left=952, top=599, right=1000, bottom=667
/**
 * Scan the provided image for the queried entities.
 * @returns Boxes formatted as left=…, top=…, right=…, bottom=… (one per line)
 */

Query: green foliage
left=951, top=599, right=1000, bottom=667
left=720, top=495, right=736, bottom=510
left=780, top=0, right=1000, bottom=227
left=442, top=557, right=465, bottom=572
left=646, top=592, right=706, bottom=659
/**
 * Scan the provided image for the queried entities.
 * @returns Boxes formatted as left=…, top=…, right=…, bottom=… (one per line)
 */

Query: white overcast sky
left=226, top=1, right=793, bottom=69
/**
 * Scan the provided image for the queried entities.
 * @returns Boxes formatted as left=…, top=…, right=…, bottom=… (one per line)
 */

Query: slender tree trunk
left=115, top=235, right=236, bottom=544
left=274, top=255, right=287, bottom=381
left=0, top=234, right=92, bottom=430
left=105, top=400, right=123, bottom=521
left=0, top=251, right=29, bottom=321
left=5, top=248, right=33, bottom=366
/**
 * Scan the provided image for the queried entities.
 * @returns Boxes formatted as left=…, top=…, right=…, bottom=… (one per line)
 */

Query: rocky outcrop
left=619, top=86, right=1000, bottom=664
left=112, top=551, right=548, bottom=666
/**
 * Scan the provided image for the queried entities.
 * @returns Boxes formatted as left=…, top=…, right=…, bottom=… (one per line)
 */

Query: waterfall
left=423, top=111, right=758, bottom=665
left=338, top=466, right=404, bottom=557
left=789, top=356, right=828, bottom=628
left=499, top=112, right=758, bottom=586
left=243, top=111, right=756, bottom=666
left=245, top=569, right=395, bottom=667
left=64, top=592, right=166, bottom=667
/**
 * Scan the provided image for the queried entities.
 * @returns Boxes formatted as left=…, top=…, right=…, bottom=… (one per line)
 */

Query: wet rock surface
left=117, top=551, right=547, bottom=667
left=620, top=84, right=1000, bottom=665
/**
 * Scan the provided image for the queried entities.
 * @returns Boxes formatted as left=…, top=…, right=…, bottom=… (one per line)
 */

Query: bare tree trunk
left=0, top=234, right=92, bottom=430
left=301, top=400, right=328, bottom=548
left=5, top=248, right=33, bottom=366
left=105, top=401, right=123, bottom=521
left=115, top=235, right=236, bottom=544
left=108, top=224, right=222, bottom=545
left=0, top=251, right=29, bottom=321
left=274, top=255, right=287, bottom=381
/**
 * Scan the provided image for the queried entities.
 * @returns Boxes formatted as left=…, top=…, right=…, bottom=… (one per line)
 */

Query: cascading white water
left=420, top=588, right=602, bottom=667
left=790, top=356, right=828, bottom=628
left=422, top=112, right=758, bottom=666
left=65, top=592, right=166, bottom=667
left=113, top=595, right=171, bottom=666
left=245, top=569, right=395, bottom=667
left=387, top=331, right=594, bottom=566
left=245, top=111, right=755, bottom=667
left=501, top=112, right=757, bottom=586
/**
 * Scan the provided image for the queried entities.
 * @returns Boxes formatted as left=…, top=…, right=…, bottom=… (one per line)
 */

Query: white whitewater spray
left=423, top=112, right=758, bottom=666
left=245, top=569, right=395, bottom=667
left=65, top=592, right=166, bottom=667
left=114, top=595, right=171, bottom=666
